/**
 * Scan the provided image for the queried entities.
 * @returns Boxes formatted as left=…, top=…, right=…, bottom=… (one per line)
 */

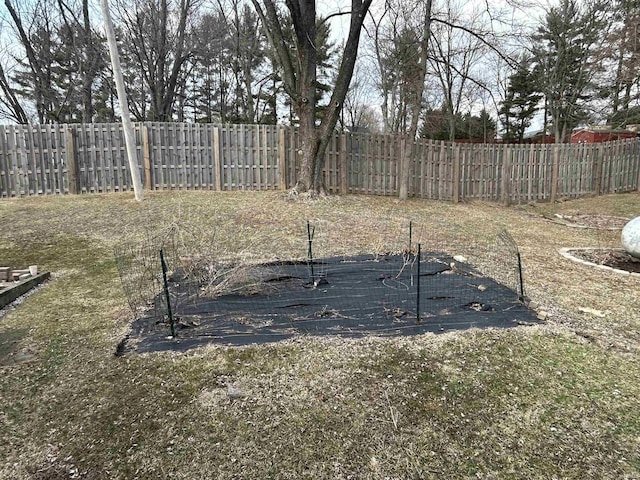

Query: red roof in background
left=571, top=128, right=638, bottom=144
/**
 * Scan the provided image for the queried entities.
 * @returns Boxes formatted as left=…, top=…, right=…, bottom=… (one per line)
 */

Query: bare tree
left=250, top=0, right=373, bottom=196
left=55, top=0, right=105, bottom=122
left=0, top=59, right=28, bottom=123
left=367, top=0, right=432, bottom=200
left=339, top=63, right=379, bottom=131
left=116, top=0, right=197, bottom=121
left=368, top=0, right=515, bottom=198
left=428, top=1, right=489, bottom=142
left=4, top=0, right=60, bottom=122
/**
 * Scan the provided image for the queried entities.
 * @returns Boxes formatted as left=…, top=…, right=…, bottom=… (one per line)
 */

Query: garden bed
left=560, top=247, right=640, bottom=276
left=0, top=271, right=50, bottom=309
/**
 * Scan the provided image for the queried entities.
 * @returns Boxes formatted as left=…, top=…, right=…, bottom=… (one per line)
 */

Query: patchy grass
left=0, top=191, right=639, bottom=479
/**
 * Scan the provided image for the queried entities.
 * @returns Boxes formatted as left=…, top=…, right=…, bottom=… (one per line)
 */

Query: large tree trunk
left=252, top=0, right=372, bottom=197
left=295, top=97, right=323, bottom=193
left=290, top=0, right=321, bottom=194
left=397, top=0, right=432, bottom=201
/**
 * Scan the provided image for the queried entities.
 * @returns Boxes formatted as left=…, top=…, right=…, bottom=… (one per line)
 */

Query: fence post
left=501, top=144, right=511, bottom=206
left=213, top=126, right=222, bottom=191
left=340, top=133, right=348, bottom=194
left=65, top=127, right=79, bottom=195
left=594, top=143, right=603, bottom=195
left=278, top=127, right=287, bottom=190
left=550, top=143, right=560, bottom=203
left=635, top=139, right=640, bottom=192
left=159, top=249, right=176, bottom=338
left=452, top=143, right=460, bottom=203
left=142, top=125, right=152, bottom=190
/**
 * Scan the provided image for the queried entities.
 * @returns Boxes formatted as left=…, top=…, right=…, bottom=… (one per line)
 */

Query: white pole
left=100, top=0, right=144, bottom=201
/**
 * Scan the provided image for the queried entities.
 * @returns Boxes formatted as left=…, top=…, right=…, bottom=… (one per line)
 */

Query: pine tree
left=499, top=57, right=542, bottom=143
left=533, top=0, right=604, bottom=142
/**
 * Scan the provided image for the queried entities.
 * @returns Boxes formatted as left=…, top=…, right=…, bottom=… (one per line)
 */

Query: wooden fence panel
left=346, top=133, right=360, bottom=194
left=264, top=125, right=278, bottom=190
left=0, top=124, right=69, bottom=197
left=217, top=123, right=280, bottom=191
left=2, top=122, right=640, bottom=201
left=414, top=138, right=442, bottom=200
left=617, top=138, right=638, bottom=192
left=286, top=127, right=298, bottom=189
left=74, top=123, right=144, bottom=193
left=459, top=142, right=501, bottom=202
left=556, top=141, right=593, bottom=198
left=346, top=132, right=399, bottom=197
left=44, top=123, right=65, bottom=195
left=515, top=143, right=530, bottom=202
left=412, top=138, right=423, bottom=198
left=0, top=125, right=10, bottom=197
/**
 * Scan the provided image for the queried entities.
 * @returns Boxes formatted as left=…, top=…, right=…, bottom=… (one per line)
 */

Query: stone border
left=558, top=247, right=640, bottom=277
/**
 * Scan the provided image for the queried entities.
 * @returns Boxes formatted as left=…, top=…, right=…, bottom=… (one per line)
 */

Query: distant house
left=454, top=136, right=498, bottom=144
left=344, top=125, right=371, bottom=134
left=520, top=130, right=555, bottom=144
left=571, top=127, right=638, bottom=144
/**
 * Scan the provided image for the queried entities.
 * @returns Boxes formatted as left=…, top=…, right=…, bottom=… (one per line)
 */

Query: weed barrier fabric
left=120, top=254, right=540, bottom=354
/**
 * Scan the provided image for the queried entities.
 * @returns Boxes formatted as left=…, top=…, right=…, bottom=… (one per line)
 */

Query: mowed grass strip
left=0, top=191, right=638, bottom=479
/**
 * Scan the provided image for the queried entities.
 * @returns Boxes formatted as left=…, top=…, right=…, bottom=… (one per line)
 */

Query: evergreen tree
left=420, top=108, right=496, bottom=141
left=533, top=0, right=605, bottom=142
left=498, top=57, right=542, bottom=142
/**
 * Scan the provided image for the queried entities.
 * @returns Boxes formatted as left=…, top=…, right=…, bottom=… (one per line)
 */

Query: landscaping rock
left=621, top=216, right=640, bottom=258
left=226, top=383, right=245, bottom=400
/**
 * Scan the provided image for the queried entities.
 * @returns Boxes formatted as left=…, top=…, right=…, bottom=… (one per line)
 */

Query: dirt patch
left=546, top=214, right=629, bottom=230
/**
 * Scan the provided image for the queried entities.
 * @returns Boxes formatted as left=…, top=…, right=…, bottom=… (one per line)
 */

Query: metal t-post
left=517, top=251, right=525, bottom=301
left=416, top=243, right=421, bottom=324
left=307, top=220, right=315, bottom=280
left=160, top=249, right=176, bottom=338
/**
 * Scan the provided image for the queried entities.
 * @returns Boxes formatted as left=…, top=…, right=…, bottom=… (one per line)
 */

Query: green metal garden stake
left=517, top=251, right=525, bottom=301
left=416, top=243, right=421, bottom=324
left=307, top=220, right=315, bottom=279
left=160, top=249, right=176, bottom=338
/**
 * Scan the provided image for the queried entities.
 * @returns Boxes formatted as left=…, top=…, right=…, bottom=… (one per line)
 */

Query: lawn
left=0, top=191, right=639, bottom=479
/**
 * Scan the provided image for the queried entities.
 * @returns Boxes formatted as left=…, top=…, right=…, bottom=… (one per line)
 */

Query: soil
left=569, top=248, right=640, bottom=274
left=547, top=214, right=629, bottom=230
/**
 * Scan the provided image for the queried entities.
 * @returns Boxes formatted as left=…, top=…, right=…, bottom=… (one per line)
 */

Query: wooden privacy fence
left=1, top=122, right=639, bottom=203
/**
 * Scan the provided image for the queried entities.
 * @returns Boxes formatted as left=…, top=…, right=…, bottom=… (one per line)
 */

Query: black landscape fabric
left=120, top=254, right=540, bottom=354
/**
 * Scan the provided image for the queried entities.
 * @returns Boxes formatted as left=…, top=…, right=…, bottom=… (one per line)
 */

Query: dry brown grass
left=0, top=191, right=639, bottom=479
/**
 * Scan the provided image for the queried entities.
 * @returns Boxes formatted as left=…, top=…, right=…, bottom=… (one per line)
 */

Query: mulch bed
left=569, top=249, right=640, bottom=273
